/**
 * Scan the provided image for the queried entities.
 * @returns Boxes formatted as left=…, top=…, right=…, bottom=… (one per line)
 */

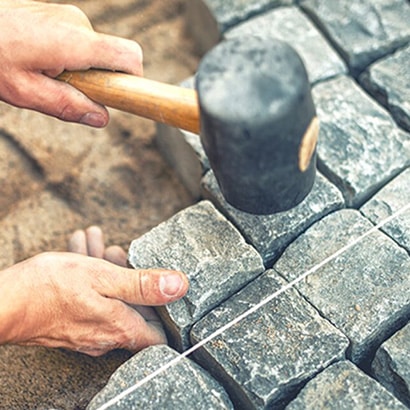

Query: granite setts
left=90, top=0, right=410, bottom=408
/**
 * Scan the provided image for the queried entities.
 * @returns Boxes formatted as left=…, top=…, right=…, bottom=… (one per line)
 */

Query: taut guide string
left=97, top=201, right=410, bottom=410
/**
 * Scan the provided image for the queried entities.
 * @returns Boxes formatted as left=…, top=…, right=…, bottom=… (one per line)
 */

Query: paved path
left=91, top=1, right=410, bottom=409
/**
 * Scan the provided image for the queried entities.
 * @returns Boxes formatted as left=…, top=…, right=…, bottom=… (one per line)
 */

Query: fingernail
left=159, top=272, right=185, bottom=297
left=80, top=112, right=106, bottom=128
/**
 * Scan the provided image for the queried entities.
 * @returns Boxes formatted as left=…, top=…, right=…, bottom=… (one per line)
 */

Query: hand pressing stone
left=0, top=226, right=189, bottom=357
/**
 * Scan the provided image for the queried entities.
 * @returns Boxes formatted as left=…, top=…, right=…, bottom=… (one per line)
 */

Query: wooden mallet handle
left=57, top=69, right=200, bottom=134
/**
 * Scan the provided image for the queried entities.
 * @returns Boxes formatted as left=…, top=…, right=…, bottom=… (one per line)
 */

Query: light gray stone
left=128, top=200, right=265, bottom=350
left=300, top=0, right=410, bottom=74
left=225, top=6, right=347, bottom=84
left=360, top=44, right=410, bottom=132
left=87, top=345, right=233, bottom=410
left=313, top=75, right=410, bottom=207
left=372, top=322, right=410, bottom=407
left=361, top=168, right=410, bottom=253
left=202, top=171, right=344, bottom=266
left=286, top=361, right=407, bottom=409
left=191, top=270, right=349, bottom=409
left=274, top=209, right=410, bottom=366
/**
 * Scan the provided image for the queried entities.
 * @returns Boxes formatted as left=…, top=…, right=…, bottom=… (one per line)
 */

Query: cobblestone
left=313, top=75, right=410, bottom=207
left=128, top=201, right=265, bottom=350
left=286, top=361, right=407, bottom=409
left=372, top=323, right=410, bottom=407
left=300, top=0, right=410, bottom=75
left=360, top=44, right=410, bottom=132
left=87, top=345, right=234, bottom=410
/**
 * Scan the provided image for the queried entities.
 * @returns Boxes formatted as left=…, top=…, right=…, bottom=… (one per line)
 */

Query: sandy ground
left=0, top=1, right=199, bottom=408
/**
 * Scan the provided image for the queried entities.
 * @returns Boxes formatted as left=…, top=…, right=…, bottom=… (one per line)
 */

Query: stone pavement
left=89, top=0, right=410, bottom=409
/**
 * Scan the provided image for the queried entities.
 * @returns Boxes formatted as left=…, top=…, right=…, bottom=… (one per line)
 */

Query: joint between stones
left=299, top=116, right=319, bottom=172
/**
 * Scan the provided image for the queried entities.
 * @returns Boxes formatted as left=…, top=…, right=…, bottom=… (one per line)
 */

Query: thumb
left=96, top=265, right=189, bottom=306
left=10, top=71, right=109, bottom=127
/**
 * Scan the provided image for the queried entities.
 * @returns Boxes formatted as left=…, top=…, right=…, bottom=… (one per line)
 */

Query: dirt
left=0, top=1, right=200, bottom=408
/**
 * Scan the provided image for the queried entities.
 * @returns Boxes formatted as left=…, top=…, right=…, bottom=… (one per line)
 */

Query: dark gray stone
left=225, top=6, right=347, bottom=84
left=286, top=361, right=408, bottom=409
left=128, top=200, right=265, bottom=350
left=360, top=44, right=410, bottom=132
left=300, top=0, right=410, bottom=74
left=187, top=0, right=293, bottom=35
left=87, top=345, right=234, bottom=410
left=191, top=270, right=349, bottom=409
left=202, top=171, right=344, bottom=266
left=361, top=168, right=410, bottom=253
left=313, top=75, right=410, bottom=207
left=372, top=322, right=410, bottom=407
left=274, top=209, right=410, bottom=366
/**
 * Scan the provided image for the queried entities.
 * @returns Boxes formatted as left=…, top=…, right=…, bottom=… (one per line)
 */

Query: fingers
left=68, top=226, right=105, bottom=258
left=77, top=301, right=167, bottom=356
left=95, top=266, right=189, bottom=306
left=104, top=245, right=128, bottom=267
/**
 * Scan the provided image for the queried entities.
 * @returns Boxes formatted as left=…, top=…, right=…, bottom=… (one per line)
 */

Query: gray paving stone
left=187, top=0, right=294, bottom=45
left=225, top=6, right=347, bottom=84
left=372, top=322, right=410, bottom=407
left=360, top=44, right=410, bottom=132
left=128, top=200, right=265, bottom=350
left=361, top=168, right=410, bottom=253
left=274, top=209, right=410, bottom=366
left=286, top=360, right=407, bottom=409
left=313, top=75, right=410, bottom=207
left=202, top=171, right=344, bottom=266
left=191, top=270, right=349, bottom=409
left=300, top=0, right=410, bottom=74
left=87, top=345, right=233, bottom=410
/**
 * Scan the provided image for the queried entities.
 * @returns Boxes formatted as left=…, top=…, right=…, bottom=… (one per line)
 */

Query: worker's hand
left=0, top=227, right=188, bottom=356
left=0, top=1, right=143, bottom=127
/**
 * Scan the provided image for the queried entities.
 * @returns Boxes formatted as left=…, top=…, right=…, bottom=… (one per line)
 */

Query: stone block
left=225, top=6, right=347, bottom=84
left=361, top=168, right=410, bottom=253
left=191, top=270, right=348, bottom=409
left=274, top=209, right=410, bottom=366
left=128, top=200, right=265, bottom=350
left=300, top=0, right=410, bottom=74
left=287, top=361, right=407, bottom=409
left=202, top=171, right=344, bottom=266
left=372, top=322, right=410, bottom=407
left=186, top=0, right=293, bottom=54
left=87, top=345, right=233, bottom=410
left=360, top=44, right=410, bottom=132
left=313, top=75, right=410, bottom=207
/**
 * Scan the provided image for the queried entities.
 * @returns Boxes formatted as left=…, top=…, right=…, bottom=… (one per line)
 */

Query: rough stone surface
left=361, top=168, right=410, bottom=253
left=87, top=345, right=234, bottom=410
left=286, top=361, right=407, bottom=409
left=202, top=171, right=344, bottom=266
left=225, top=6, right=347, bottom=84
left=187, top=0, right=293, bottom=35
left=360, top=44, right=410, bottom=132
left=274, top=209, right=410, bottom=366
left=372, top=323, right=410, bottom=407
left=300, top=0, right=410, bottom=74
left=313, top=75, right=410, bottom=207
left=191, top=270, right=349, bottom=409
left=128, top=200, right=265, bottom=350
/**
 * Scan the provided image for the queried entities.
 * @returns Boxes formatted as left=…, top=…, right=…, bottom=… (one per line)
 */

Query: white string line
left=97, top=202, right=410, bottom=410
